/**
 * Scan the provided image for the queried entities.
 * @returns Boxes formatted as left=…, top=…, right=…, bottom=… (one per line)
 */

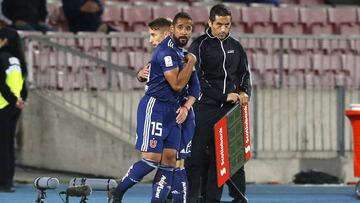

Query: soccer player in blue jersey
left=109, top=12, right=196, bottom=203
left=137, top=17, right=200, bottom=203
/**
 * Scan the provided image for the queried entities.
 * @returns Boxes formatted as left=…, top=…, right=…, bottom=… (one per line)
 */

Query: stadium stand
left=183, top=6, right=209, bottom=33
left=299, top=6, right=332, bottom=35
left=102, top=2, right=124, bottom=31
left=271, top=6, right=304, bottom=34
left=328, top=7, right=359, bottom=35
left=152, top=5, right=182, bottom=19
left=242, top=4, right=275, bottom=34
left=122, top=5, right=152, bottom=32
left=14, top=1, right=359, bottom=90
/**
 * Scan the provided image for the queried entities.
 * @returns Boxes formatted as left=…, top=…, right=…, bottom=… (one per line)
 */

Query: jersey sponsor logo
left=214, top=117, right=230, bottom=187
left=9, top=57, right=20, bottom=65
left=149, top=139, right=157, bottom=148
left=167, top=40, right=174, bottom=48
left=227, top=50, right=235, bottom=54
left=164, top=56, right=173, bottom=67
left=155, top=175, right=167, bottom=198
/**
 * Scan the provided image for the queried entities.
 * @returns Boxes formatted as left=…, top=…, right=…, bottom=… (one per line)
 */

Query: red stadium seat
left=311, top=53, right=340, bottom=88
left=226, top=4, right=246, bottom=34
left=122, top=6, right=152, bottom=32
left=241, top=5, right=275, bottom=34
left=102, top=3, right=124, bottom=31
left=349, top=37, right=360, bottom=53
left=300, top=7, right=333, bottom=35
left=183, top=6, right=209, bottom=33
left=319, top=37, right=349, bottom=54
left=329, top=7, right=359, bottom=35
left=46, top=31, right=76, bottom=47
left=109, top=32, right=144, bottom=51
left=271, top=6, right=304, bottom=34
left=77, top=32, right=108, bottom=51
left=252, top=53, right=278, bottom=87
left=111, top=51, right=129, bottom=68
left=344, top=55, right=360, bottom=87
left=152, top=5, right=182, bottom=19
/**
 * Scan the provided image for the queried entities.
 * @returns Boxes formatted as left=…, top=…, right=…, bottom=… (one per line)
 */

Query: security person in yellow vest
left=0, top=27, right=27, bottom=193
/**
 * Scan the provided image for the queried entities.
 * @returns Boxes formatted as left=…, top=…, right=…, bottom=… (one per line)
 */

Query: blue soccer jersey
left=135, top=36, right=186, bottom=153
left=145, top=36, right=185, bottom=104
left=178, top=72, right=200, bottom=159
left=177, top=49, right=200, bottom=159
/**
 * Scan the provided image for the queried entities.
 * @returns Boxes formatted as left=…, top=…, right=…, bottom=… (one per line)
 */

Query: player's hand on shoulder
left=185, top=53, right=196, bottom=65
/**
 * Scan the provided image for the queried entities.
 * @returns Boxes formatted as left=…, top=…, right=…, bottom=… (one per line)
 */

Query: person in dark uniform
left=185, top=4, right=252, bottom=203
left=0, top=27, right=27, bottom=192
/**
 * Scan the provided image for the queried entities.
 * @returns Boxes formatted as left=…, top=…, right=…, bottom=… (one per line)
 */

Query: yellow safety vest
left=0, top=57, right=24, bottom=109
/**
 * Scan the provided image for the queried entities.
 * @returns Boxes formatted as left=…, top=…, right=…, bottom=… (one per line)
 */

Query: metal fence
left=22, top=32, right=360, bottom=158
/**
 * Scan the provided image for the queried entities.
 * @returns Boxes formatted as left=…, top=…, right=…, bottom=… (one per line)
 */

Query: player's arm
left=164, top=52, right=196, bottom=92
left=176, top=95, right=196, bottom=124
left=176, top=72, right=199, bottom=124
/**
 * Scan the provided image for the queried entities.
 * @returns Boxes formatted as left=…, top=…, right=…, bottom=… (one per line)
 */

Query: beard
left=173, top=35, right=189, bottom=48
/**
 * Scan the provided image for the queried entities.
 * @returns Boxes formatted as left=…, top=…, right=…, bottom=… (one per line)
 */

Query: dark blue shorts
left=178, top=108, right=195, bottom=159
left=135, top=95, right=181, bottom=153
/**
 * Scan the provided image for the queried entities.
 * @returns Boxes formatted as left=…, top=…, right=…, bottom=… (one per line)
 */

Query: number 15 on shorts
left=151, top=122, right=162, bottom=137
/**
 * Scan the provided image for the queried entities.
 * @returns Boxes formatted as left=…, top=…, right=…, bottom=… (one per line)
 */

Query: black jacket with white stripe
left=189, top=28, right=252, bottom=107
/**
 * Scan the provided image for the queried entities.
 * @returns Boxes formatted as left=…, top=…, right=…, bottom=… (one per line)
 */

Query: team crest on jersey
left=150, top=139, right=157, bottom=148
left=164, top=56, right=173, bottom=67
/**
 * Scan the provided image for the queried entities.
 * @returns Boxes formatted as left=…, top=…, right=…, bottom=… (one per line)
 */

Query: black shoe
left=0, top=185, right=15, bottom=193
left=108, top=189, right=122, bottom=203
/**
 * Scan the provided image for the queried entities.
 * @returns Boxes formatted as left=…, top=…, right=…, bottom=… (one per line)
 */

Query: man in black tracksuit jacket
left=185, top=4, right=251, bottom=203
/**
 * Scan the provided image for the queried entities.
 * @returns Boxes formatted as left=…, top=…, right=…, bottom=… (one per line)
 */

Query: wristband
left=182, top=106, right=190, bottom=112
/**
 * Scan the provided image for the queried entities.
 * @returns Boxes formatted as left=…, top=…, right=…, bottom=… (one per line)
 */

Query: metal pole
left=336, top=85, right=346, bottom=156
left=252, top=85, right=258, bottom=158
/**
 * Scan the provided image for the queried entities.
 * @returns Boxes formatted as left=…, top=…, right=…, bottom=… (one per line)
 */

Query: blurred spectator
left=223, top=0, right=280, bottom=5
left=1, top=0, right=53, bottom=33
left=325, top=0, right=360, bottom=5
left=62, top=0, right=115, bottom=33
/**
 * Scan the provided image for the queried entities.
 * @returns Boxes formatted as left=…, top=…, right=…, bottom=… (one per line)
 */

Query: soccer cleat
left=107, top=189, right=122, bottom=203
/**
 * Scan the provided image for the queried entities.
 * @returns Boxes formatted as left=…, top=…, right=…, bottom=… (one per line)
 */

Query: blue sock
left=172, top=168, right=188, bottom=203
left=115, top=158, right=158, bottom=197
left=151, top=165, right=174, bottom=202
